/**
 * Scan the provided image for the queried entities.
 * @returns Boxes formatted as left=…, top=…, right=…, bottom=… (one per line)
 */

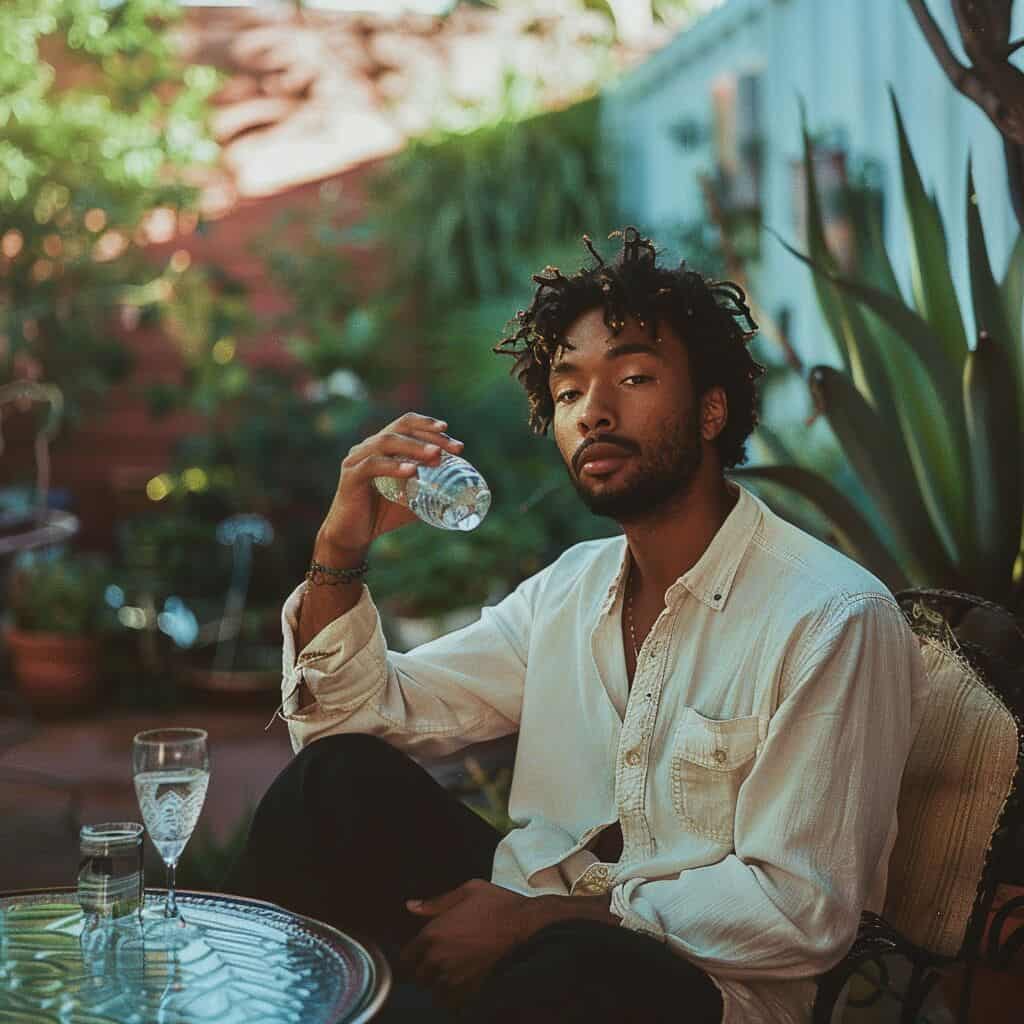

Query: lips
left=576, top=442, right=632, bottom=476
left=581, top=458, right=628, bottom=476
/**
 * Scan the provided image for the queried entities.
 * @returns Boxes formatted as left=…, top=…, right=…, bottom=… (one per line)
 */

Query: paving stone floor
left=0, top=694, right=516, bottom=893
left=0, top=702, right=294, bottom=891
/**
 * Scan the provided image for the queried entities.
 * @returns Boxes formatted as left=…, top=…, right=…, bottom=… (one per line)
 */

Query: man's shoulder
left=750, top=496, right=894, bottom=604
left=739, top=495, right=905, bottom=644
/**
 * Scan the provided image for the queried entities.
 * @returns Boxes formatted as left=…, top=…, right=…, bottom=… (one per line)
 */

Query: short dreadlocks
left=493, top=227, right=765, bottom=470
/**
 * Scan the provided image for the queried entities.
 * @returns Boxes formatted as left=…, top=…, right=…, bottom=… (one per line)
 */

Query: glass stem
left=165, top=861, right=179, bottom=919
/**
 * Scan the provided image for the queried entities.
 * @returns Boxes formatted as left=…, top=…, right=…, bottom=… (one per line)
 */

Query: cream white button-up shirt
left=278, top=484, right=928, bottom=1023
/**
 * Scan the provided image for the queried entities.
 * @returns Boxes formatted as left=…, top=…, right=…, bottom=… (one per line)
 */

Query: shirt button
left=712, top=748, right=728, bottom=765
left=625, top=750, right=641, bottom=766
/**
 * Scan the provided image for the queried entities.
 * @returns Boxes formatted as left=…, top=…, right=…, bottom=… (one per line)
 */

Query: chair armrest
left=813, top=912, right=952, bottom=1024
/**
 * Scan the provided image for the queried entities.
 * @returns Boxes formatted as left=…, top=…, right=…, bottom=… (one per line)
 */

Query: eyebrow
left=549, top=341, right=663, bottom=381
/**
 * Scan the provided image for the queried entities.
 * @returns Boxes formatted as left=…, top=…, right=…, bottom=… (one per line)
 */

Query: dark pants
left=226, top=733, right=723, bottom=1023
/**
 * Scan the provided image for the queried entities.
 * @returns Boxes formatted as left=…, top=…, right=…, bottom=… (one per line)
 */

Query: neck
left=622, top=471, right=737, bottom=605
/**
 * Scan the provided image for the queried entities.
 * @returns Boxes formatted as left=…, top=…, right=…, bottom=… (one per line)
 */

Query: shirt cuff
left=280, top=580, right=384, bottom=711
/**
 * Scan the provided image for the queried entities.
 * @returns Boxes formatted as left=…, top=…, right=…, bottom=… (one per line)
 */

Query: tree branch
left=1007, top=38, right=1024, bottom=57
left=906, top=0, right=1015, bottom=131
left=907, top=0, right=969, bottom=83
left=951, top=0, right=1012, bottom=58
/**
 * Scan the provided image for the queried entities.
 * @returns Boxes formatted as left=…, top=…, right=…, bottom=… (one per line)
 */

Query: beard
left=568, top=409, right=704, bottom=523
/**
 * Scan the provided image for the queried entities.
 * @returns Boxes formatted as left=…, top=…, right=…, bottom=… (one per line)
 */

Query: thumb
left=406, top=887, right=465, bottom=915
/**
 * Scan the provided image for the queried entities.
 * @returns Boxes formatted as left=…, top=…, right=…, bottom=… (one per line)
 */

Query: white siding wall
left=602, top=0, right=1021, bottom=371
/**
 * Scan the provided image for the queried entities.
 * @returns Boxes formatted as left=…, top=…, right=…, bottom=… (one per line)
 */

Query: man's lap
left=379, top=918, right=723, bottom=1023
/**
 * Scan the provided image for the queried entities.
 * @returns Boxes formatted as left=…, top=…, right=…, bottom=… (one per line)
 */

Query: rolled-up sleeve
left=610, top=593, right=924, bottom=981
left=276, top=575, right=538, bottom=758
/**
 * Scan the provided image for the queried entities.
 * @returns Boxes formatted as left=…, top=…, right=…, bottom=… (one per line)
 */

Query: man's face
left=549, top=308, right=706, bottom=523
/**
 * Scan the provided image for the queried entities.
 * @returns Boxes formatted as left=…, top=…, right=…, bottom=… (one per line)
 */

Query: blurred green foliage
left=143, top=257, right=381, bottom=610
left=739, top=93, right=1024, bottom=609
left=0, top=0, right=217, bottom=425
left=369, top=98, right=610, bottom=310
left=6, top=550, right=115, bottom=634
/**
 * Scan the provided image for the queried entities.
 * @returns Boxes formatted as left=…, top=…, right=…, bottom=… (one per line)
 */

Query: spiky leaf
left=889, top=89, right=968, bottom=371
left=809, top=365, right=958, bottom=585
left=963, top=331, right=1022, bottom=601
left=1000, top=230, right=1024, bottom=359
left=966, top=161, right=1016, bottom=373
left=775, top=231, right=973, bottom=561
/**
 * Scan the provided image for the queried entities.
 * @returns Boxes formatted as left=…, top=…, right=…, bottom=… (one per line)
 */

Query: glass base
left=141, top=904, right=198, bottom=951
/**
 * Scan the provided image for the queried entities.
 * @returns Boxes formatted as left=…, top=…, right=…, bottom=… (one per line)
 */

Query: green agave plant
left=736, top=90, right=1024, bottom=610
left=366, top=95, right=610, bottom=312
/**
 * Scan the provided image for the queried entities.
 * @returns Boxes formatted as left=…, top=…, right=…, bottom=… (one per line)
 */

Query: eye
left=557, top=376, right=651, bottom=403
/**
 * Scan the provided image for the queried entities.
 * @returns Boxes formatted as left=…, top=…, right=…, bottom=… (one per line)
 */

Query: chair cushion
left=883, top=636, right=1019, bottom=957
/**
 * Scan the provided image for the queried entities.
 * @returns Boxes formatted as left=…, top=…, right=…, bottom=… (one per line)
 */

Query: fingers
left=387, top=413, right=466, bottom=458
left=406, top=881, right=475, bottom=916
left=387, top=413, right=465, bottom=452
left=342, top=419, right=465, bottom=483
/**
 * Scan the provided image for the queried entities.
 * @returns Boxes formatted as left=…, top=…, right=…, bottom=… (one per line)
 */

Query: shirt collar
left=599, top=535, right=631, bottom=617
left=668, top=482, right=760, bottom=612
left=599, top=482, right=762, bottom=617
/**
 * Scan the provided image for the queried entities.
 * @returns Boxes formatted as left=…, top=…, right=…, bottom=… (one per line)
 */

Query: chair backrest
left=882, top=595, right=1023, bottom=959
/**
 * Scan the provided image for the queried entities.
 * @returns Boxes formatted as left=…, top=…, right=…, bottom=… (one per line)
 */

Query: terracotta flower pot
left=4, top=628, right=103, bottom=716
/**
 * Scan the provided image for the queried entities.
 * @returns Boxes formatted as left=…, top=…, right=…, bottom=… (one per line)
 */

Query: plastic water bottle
left=373, top=451, right=491, bottom=531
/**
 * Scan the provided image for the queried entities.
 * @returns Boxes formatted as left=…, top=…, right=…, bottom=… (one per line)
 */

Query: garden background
left=1, top=5, right=1022, bottom=1016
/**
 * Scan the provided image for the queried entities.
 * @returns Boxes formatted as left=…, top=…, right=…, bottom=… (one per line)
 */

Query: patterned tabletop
left=0, top=889, right=390, bottom=1023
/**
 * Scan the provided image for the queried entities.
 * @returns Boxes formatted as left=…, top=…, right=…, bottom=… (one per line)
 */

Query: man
left=228, top=228, right=927, bottom=1023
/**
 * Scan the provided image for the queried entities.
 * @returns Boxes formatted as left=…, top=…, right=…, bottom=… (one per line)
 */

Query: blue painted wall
left=602, top=0, right=1021, bottom=380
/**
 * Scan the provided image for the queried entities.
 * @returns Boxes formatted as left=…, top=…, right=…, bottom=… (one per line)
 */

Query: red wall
left=3, top=158, right=400, bottom=551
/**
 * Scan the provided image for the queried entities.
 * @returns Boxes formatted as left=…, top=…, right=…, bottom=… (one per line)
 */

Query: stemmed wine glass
left=131, top=729, right=210, bottom=945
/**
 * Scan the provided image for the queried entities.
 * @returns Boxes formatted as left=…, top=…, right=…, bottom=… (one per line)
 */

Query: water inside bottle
left=374, top=451, right=490, bottom=531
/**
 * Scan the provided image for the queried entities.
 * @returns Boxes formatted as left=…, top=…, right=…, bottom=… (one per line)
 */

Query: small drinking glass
left=131, top=729, right=209, bottom=944
left=77, top=822, right=144, bottom=923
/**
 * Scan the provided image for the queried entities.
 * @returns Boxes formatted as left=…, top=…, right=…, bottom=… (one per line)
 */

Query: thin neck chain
left=626, top=562, right=640, bottom=663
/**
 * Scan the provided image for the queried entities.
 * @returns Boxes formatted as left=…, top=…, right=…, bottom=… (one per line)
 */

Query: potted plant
left=3, top=550, right=114, bottom=715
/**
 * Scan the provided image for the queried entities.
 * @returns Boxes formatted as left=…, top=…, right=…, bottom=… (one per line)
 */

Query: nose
left=576, top=382, right=617, bottom=436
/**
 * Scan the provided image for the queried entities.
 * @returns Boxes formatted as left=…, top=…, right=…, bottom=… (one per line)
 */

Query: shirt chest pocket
left=670, top=706, right=762, bottom=845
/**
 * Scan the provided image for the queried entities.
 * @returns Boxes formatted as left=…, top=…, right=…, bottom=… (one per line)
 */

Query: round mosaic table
left=0, top=888, right=391, bottom=1023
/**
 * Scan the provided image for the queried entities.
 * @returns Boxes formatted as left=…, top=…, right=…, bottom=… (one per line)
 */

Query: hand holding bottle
left=317, top=412, right=465, bottom=560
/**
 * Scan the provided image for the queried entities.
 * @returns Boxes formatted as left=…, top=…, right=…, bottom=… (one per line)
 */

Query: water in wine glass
left=131, top=728, right=209, bottom=946
left=133, top=767, right=210, bottom=865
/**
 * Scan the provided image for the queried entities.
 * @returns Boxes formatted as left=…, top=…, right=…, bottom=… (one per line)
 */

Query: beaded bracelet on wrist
left=306, top=558, right=369, bottom=585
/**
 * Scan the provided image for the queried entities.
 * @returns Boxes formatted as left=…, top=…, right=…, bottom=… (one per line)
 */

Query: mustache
left=572, top=435, right=637, bottom=475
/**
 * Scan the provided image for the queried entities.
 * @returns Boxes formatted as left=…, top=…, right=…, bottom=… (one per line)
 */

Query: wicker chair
left=813, top=589, right=1024, bottom=1023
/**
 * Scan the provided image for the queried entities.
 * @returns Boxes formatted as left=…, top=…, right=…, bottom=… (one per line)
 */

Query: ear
left=700, top=386, right=728, bottom=442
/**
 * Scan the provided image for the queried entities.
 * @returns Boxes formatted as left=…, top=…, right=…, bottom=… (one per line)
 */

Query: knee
left=268, top=733, right=395, bottom=815
left=292, top=732, right=393, bottom=774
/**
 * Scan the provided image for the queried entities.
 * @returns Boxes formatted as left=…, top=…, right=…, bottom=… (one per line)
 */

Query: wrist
left=314, top=531, right=369, bottom=568
left=531, top=893, right=617, bottom=931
